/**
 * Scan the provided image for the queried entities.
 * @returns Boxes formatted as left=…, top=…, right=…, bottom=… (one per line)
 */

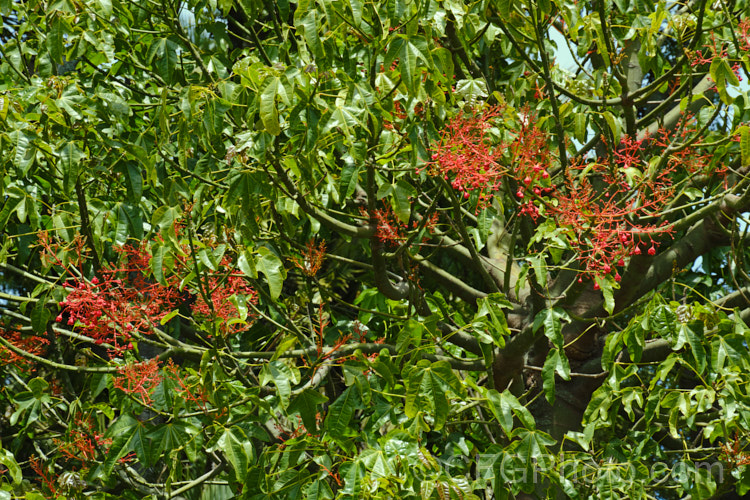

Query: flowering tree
left=2, top=0, right=750, bottom=498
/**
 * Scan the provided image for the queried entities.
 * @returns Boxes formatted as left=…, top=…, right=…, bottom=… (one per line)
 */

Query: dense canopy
left=2, top=0, right=750, bottom=498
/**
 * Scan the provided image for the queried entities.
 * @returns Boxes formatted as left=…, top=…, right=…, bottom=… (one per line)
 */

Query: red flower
left=291, top=239, right=327, bottom=277
left=425, top=105, right=506, bottom=206
left=112, top=359, right=162, bottom=405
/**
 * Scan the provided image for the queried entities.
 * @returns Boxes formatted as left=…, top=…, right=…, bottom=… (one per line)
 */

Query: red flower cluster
left=365, top=205, right=407, bottom=246
left=689, top=33, right=726, bottom=67
left=163, top=359, right=211, bottom=413
left=651, top=120, right=718, bottom=177
left=56, top=244, right=184, bottom=355
left=291, top=239, right=327, bottom=277
left=550, top=154, right=674, bottom=278
left=720, top=433, right=750, bottom=469
left=191, top=256, right=259, bottom=336
left=0, top=328, right=49, bottom=370
left=364, top=205, right=439, bottom=248
left=507, top=112, right=556, bottom=218
left=29, top=456, right=58, bottom=497
left=425, top=105, right=506, bottom=205
left=56, top=413, right=112, bottom=465
left=739, top=19, right=750, bottom=53
left=112, top=358, right=162, bottom=405
left=44, top=225, right=260, bottom=348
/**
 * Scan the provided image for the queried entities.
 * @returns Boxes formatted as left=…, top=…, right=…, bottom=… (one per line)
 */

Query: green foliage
left=1, top=0, right=750, bottom=499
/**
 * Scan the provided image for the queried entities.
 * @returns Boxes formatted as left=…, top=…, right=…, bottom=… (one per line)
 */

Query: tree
left=1, top=0, right=750, bottom=498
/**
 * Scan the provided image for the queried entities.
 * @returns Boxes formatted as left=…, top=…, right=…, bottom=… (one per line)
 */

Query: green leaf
left=404, top=360, right=464, bottom=430
left=217, top=426, right=251, bottom=482
left=455, top=78, right=489, bottom=103
left=260, top=77, right=281, bottom=136
left=198, top=248, right=218, bottom=271
left=348, top=0, right=363, bottom=26
left=30, top=303, right=51, bottom=334
left=339, top=160, right=361, bottom=202
left=150, top=205, right=179, bottom=232
left=102, top=415, right=140, bottom=477
left=341, top=461, right=366, bottom=497
left=623, top=322, right=645, bottom=362
left=369, top=350, right=396, bottom=388
left=390, top=36, right=432, bottom=94
left=683, top=321, right=707, bottom=374
left=592, top=18, right=610, bottom=67
left=528, top=255, right=547, bottom=288
left=306, top=479, right=334, bottom=500
left=60, top=142, right=84, bottom=195
left=688, top=463, right=717, bottom=498
left=147, top=37, right=179, bottom=83
left=595, top=275, right=616, bottom=315
left=325, top=386, right=361, bottom=438
left=326, top=105, right=365, bottom=143
left=255, top=246, right=286, bottom=300
left=574, top=112, right=587, bottom=143
left=149, top=421, right=200, bottom=465
left=9, top=131, right=32, bottom=176
left=602, top=110, right=621, bottom=144
left=510, top=427, right=556, bottom=475
left=0, top=94, right=8, bottom=121
left=28, top=378, right=48, bottom=400
left=541, top=348, right=571, bottom=405
left=474, top=292, right=512, bottom=348
left=238, top=249, right=257, bottom=279
left=259, top=360, right=295, bottom=407
left=124, top=162, right=142, bottom=202
left=0, top=448, right=21, bottom=485
left=95, top=0, right=112, bottom=17
left=496, top=0, right=513, bottom=18
left=601, top=329, right=623, bottom=370
left=710, top=58, right=740, bottom=104
left=57, top=85, right=85, bottom=120
left=47, top=13, right=65, bottom=65
left=486, top=390, right=517, bottom=436
left=159, top=308, right=179, bottom=326
left=296, top=9, right=324, bottom=60
left=396, top=319, right=423, bottom=355
left=740, top=125, right=750, bottom=167
left=532, top=307, right=570, bottom=350
left=392, top=180, right=416, bottom=223
left=288, top=389, right=328, bottom=434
